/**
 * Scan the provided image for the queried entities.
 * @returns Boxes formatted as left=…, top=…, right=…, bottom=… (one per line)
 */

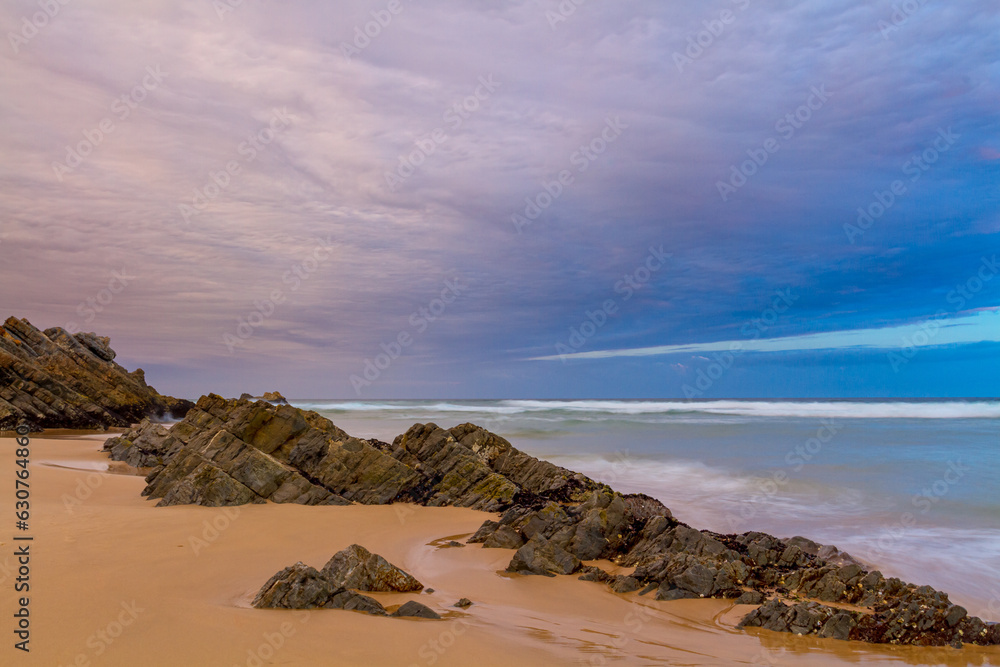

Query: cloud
left=531, top=309, right=1000, bottom=361
left=0, top=0, right=998, bottom=397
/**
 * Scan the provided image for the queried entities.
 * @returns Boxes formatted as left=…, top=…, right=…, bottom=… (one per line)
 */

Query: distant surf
left=294, top=399, right=1000, bottom=420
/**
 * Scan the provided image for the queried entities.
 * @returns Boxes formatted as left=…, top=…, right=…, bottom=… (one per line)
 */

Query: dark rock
left=467, top=520, right=500, bottom=544
left=0, top=317, right=193, bottom=431
left=737, top=590, right=766, bottom=605
left=577, top=566, right=612, bottom=583
left=507, top=535, right=582, bottom=577
left=251, top=562, right=386, bottom=615
left=454, top=598, right=473, bottom=608
left=322, top=544, right=423, bottom=592
left=392, top=601, right=441, bottom=619
left=819, top=613, right=857, bottom=640
left=483, top=525, right=526, bottom=550
left=610, top=576, right=641, bottom=593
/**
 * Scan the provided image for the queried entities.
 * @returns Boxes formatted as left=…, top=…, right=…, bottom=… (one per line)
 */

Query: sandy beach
left=0, top=433, right=995, bottom=666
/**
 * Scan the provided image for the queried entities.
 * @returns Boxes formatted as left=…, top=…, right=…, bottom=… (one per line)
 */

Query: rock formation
left=0, top=317, right=192, bottom=431
left=253, top=546, right=433, bottom=618
left=106, top=394, right=600, bottom=510
left=252, top=562, right=387, bottom=615
left=103, top=395, right=999, bottom=648
left=322, top=544, right=423, bottom=593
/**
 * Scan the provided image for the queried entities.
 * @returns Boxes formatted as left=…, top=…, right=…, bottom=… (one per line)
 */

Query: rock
left=392, top=601, right=440, bottom=619
left=261, top=391, right=288, bottom=404
left=610, top=576, right=641, bottom=593
left=782, top=536, right=862, bottom=568
left=737, top=590, right=766, bottom=605
left=0, top=317, right=193, bottom=431
left=454, top=598, right=473, bottom=608
left=95, top=393, right=1000, bottom=649
left=819, top=613, right=857, bottom=640
left=674, top=562, right=718, bottom=597
left=106, top=398, right=602, bottom=513
left=251, top=562, right=386, bottom=615
left=103, top=419, right=181, bottom=468
left=577, top=566, right=612, bottom=583
left=507, top=535, right=582, bottom=577
left=425, top=588, right=435, bottom=594
left=467, top=520, right=500, bottom=544
left=445, top=541, right=464, bottom=548
left=945, top=605, right=967, bottom=627
left=322, top=544, right=423, bottom=592
left=483, top=525, right=526, bottom=549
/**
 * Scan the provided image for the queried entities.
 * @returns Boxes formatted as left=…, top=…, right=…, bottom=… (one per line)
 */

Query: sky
left=1, top=0, right=998, bottom=400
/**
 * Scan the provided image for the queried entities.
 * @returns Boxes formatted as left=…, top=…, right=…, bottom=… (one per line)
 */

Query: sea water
left=294, top=398, right=1000, bottom=618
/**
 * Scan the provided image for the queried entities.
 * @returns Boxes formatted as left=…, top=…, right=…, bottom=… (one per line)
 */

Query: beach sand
left=1, top=434, right=997, bottom=666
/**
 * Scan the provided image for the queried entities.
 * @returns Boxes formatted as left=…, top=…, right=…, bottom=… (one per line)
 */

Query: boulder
left=392, top=601, right=440, bottom=619
left=322, top=544, right=423, bottom=592
left=251, top=562, right=386, bottom=615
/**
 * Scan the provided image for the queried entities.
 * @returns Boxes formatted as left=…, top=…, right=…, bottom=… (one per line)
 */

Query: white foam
left=296, top=399, right=1000, bottom=420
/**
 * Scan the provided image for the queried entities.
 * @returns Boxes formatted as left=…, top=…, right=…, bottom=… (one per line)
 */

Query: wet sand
left=1, top=435, right=998, bottom=666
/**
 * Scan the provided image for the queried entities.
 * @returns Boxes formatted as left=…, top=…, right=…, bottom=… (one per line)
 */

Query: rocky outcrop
left=103, top=396, right=999, bottom=648
left=740, top=595, right=1000, bottom=647
left=0, top=317, right=193, bottom=431
left=105, top=395, right=602, bottom=511
left=468, top=493, right=1000, bottom=647
left=322, top=544, right=423, bottom=592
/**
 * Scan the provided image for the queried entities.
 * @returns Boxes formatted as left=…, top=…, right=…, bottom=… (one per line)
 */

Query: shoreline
left=1, top=433, right=998, bottom=665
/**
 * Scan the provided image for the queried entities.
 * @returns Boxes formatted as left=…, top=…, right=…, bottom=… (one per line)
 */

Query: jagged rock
left=261, top=391, right=288, bottom=404
left=483, top=525, right=526, bottom=549
left=782, top=536, right=862, bottom=568
left=610, top=576, right=641, bottom=593
left=507, top=535, right=582, bottom=577
left=322, top=544, right=423, bottom=592
left=0, top=317, right=192, bottom=431
left=392, top=601, right=440, bottom=619
left=97, top=394, right=1000, bottom=649
left=103, top=419, right=182, bottom=468
left=577, top=566, right=612, bottom=583
left=390, top=423, right=601, bottom=510
left=454, top=598, right=473, bottom=608
left=251, top=562, right=386, bottom=615
left=467, top=520, right=500, bottom=544
left=740, top=595, right=998, bottom=647
left=737, top=590, right=766, bottom=605
left=109, top=398, right=604, bottom=513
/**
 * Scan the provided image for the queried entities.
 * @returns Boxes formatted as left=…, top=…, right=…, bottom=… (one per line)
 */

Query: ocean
left=292, top=398, right=1000, bottom=619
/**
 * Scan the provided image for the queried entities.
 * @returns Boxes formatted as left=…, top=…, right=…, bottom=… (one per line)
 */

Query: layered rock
left=322, top=544, right=423, bottom=592
left=253, top=547, right=434, bottom=618
left=0, top=317, right=192, bottom=431
left=252, top=562, right=387, bottom=615
left=468, top=493, right=999, bottom=647
left=103, top=396, right=999, bottom=647
left=106, top=395, right=601, bottom=511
